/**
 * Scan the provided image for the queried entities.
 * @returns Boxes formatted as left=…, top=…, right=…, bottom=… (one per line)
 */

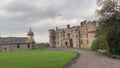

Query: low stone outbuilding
left=0, top=28, right=35, bottom=52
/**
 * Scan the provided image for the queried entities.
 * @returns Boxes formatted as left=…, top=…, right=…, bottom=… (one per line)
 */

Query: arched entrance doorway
left=65, top=41, right=68, bottom=47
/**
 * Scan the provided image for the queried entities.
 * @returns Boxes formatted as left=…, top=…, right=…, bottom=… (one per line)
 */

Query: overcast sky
left=0, top=0, right=98, bottom=43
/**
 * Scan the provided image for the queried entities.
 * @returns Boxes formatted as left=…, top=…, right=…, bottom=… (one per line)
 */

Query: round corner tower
left=49, top=29, right=56, bottom=48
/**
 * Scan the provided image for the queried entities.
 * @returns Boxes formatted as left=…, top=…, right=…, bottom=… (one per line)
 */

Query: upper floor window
left=87, top=33, right=88, bottom=38
left=80, top=40, right=83, bottom=44
left=76, top=35, right=78, bottom=38
left=80, top=34, right=82, bottom=38
left=67, top=33, right=70, bottom=39
left=87, top=40, right=89, bottom=44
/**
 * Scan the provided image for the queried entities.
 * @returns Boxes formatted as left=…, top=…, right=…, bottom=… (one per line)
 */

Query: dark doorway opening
left=65, top=41, right=68, bottom=47
left=27, top=43, right=30, bottom=48
left=70, top=39, right=73, bottom=47
left=17, top=44, right=20, bottom=48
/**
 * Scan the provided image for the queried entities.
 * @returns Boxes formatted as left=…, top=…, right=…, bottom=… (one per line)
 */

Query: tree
left=96, top=0, right=120, bottom=55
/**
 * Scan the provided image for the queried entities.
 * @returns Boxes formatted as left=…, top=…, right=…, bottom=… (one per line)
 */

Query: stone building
left=0, top=28, right=35, bottom=52
left=49, top=20, right=97, bottom=48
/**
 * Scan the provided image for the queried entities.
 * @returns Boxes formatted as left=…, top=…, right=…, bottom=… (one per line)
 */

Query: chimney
left=67, top=24, right=70, bottom=28
left=56, top=27, right=58, bottom=30
left=81, top=22, right=83, bottom=27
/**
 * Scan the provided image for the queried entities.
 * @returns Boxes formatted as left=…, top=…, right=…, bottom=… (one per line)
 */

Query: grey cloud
left=2, top=0, right=96, bottom=22
left=0, top=0, right=97, bottom=42
left=1, top=0, right=62, bottom=23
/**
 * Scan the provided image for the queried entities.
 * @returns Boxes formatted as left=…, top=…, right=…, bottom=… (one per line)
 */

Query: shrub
left=91, top=40, right=98, bottom=50
left=111, top=55, right=120, bottom=59
left=35, top=43, right=49, bottom=49
left=91, top=37, right=109, bottom=51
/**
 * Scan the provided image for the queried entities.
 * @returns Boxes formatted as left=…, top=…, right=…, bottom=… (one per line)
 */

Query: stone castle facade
left=49, top=20, right=97, bottom=48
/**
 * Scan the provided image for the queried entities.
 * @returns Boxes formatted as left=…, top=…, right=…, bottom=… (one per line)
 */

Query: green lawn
left=0, top=49, right=77, bottom=68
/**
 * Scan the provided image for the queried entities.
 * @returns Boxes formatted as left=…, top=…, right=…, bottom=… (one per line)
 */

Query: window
left=87, top=33, right=88, bottom=38
left=76, top=35, right=78, bottom=38
left=67, top=33, right=70, bottom=39
left=17, top=44, right=20, bottom=48
left=27, top=43, right=30, bottom=48
left=80, top=40, right=83, bottom=44
left=87, top=40, right=89, bottom=44
left=80, top=34, right=82, bottom=38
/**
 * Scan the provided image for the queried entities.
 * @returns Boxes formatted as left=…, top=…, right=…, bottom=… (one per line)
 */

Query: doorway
left=70, top=39, right=73, bottom=47
left=65, top=41, right=68, bottom=47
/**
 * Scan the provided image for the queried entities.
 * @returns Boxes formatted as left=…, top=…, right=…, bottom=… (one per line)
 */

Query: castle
left=49, top=20, right=97, bottom=48
left=0, top=28, right=35, bottom=52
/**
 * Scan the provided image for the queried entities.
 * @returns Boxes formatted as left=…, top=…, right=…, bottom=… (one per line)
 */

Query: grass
left=0, top=49, right=77, bottom=68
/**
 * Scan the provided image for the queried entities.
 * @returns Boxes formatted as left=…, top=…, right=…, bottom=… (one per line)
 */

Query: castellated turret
left=87, top=21, right=97, bottom=32
left=49, top=29, right=56, bottom=47
left=49, top=20, right=97, bottom=48
left=80, top=21, right=97, bottom=48
left=87, top=21, right=97, bottom=47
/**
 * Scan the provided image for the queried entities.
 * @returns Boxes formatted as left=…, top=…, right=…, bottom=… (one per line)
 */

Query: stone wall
left=0, top=45, right=11, bottom=52
left=0, top=43, right=32, bottom=52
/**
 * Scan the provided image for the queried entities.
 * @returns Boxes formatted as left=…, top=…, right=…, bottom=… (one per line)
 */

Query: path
left=47, top=48, right=120, bottom=68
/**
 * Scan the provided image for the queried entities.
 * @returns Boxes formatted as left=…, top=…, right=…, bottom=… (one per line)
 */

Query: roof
left=27, top=28, right=34, bottom=35
left=0, top=37, right=29, bottom=45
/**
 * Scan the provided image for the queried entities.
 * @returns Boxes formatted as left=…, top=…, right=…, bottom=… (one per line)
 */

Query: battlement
left=51, top=20, right=96, bottom=31
left=81, top=20, right=96, bottom=26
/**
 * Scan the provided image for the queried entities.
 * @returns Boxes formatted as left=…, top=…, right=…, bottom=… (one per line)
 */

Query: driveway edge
left=65, top=52, right=80, bottom=68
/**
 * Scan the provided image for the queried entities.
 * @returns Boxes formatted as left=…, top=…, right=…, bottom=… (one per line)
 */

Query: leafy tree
left=96, top=0, right=120, bottom=55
